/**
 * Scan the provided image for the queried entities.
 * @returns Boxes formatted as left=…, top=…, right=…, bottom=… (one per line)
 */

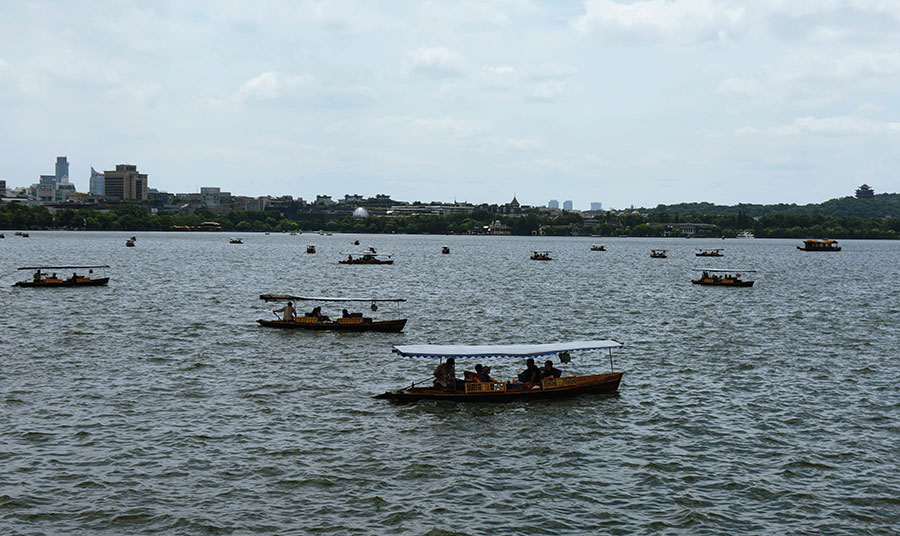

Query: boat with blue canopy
left=375, top=340, right=624, bottom=402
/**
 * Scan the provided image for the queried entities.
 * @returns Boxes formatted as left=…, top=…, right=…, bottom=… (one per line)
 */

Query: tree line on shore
left=1, top=200, right=899, bottom=239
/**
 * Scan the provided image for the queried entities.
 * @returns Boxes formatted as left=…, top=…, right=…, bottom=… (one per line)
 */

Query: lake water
left=1, top=232, right=898, bottom=535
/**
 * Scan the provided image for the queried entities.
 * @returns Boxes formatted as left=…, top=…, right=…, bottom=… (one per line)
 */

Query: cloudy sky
left=2, top=1, right=899, bottom=209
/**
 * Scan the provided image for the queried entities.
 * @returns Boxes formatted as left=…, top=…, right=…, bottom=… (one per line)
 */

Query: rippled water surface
left=2, top=232, right=898, bottom=535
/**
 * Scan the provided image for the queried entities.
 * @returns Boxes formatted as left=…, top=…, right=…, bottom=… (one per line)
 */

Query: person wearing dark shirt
left=517, top=358, right=542, bottom=385
left=541, top=360, right=562, bottom=379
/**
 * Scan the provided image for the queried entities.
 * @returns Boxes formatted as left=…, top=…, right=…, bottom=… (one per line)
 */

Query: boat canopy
left=260, top=294, right=405, bottom=302
left=694, top=268, right=757, bottom=273
left=393, top=340, right=623, bottom=358
left=341, top=251, right=393, bottom=256
left=17, top=265, right=110, bottom=270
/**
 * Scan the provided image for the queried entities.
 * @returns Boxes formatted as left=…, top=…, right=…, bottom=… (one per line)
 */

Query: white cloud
left=716, top=77, right=761, bottom=96
left=573, top=0, right=746, bottom=43
left=236, top=71, right=312, bottom=101
left=775, top=114, right=900, bottom=136
left=479, top=136, right=543, bottom=153
left=529, top=81, right=566, bottom=101
left=407, top=47, right=466, bottom=78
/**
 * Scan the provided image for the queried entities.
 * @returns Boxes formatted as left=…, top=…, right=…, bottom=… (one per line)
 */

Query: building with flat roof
left=563, top=200, right=573, bottom=211
left=548, top=199, right=559, bottom=209
left=55, top=156, right=69, bottom=186
left=590, top=202, right=603, bottom=211
left=103, top=164, right=148, bottom=200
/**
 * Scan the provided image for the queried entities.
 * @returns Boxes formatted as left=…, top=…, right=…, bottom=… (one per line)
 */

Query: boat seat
left=464, top=381, right=507, bottom=394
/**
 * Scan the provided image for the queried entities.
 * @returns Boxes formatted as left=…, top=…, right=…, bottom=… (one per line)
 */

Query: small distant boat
left=650, top=249, right=667, bottom=258
left=531, top=251, right=552, bottom=261
left=13, top=265, right=110, bottom=287
left=0, top=233, right=5, bottom=238
left=258, top=294, right=407, bottom=332
left=692, top=269, right=755, bottom=287
left=353, top=240, right=360, bottom=245
left=696, top=249, right=723, bottom=257
left=736, top=231, right=755, bottom=239
left=21, top=232, right=29, bottom=238
left=306, top=245, right=316, bottom=254
left=591, top=245, right=606, bottom=251
left=230, top=238, right=243, bottom=244
left=375, top=340, right=625, bottom=403
left=340, top=250, right=394, bottom=264
left=797, top=239, right=841, bottom=251
left=442, top=246, right=450, bottom=254
left=290, top=232, right=297, bottom=236
left=125, top=238, right=135, bottom=247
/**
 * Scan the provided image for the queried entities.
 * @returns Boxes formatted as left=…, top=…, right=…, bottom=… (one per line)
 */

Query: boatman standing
left=274, top=301, right=296, bottom=322
left=433, top=358, right=456, bottom=391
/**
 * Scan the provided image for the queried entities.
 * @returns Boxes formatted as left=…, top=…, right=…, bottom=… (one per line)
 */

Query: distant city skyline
left=2, top=2, right=899, bottom=208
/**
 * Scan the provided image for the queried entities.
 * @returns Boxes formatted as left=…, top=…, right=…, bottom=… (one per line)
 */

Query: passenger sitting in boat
left=69, top=272, right=80, bottom=282
left=433, top=358, right=456, bottom=391
left=342, top=308, right=350, bottom=318
left=275, top=301, right=296, bottom=322
left=475, top=364, right=492, bottom=382
left=517, top=358, right=542, bottom=386
left=33, top=269, right=42, bottom=282
left=541, top=360, right=562, bottom=379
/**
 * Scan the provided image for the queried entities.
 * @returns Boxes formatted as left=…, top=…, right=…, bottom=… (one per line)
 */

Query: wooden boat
left=375, top=341, right=625, bottom=403
left=13, top=265, right=110, bottom=287
left=797, top=239, right=841, bottom=251
left=696, top=249, right=723, bottom=257
left=125, top=239, right=135, bottom=247
left=442, top=246, right=450, bottom=254
left=691, top=269, right=755, bottom=287
left=306, top=245, right=316, bottom=254
left=650, top=249, right=667, bottom=258
left=591, top=245, right=606, bottom=251
left=230, top=238, right=243, bottom=244
left=530, top=250, right=552, bottom=261
left=257, top=294, right=407, bottom=332
left=339, top=251, right=394, bottom=264
left=0, top=233, right=5, bottom=238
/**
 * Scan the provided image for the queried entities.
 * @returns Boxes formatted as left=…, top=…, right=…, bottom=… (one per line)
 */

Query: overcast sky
left=2, top=1, right=899, bottom=209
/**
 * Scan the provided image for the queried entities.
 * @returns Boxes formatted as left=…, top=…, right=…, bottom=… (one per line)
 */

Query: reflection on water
left=1, top=232, right=898, bottom=534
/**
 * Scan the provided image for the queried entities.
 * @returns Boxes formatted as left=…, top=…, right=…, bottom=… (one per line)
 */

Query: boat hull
left=691, top=279, right=753, bottom=287
left=257, top=318, right=407, bottom=332
left=375, top=372, right=623, bottom=402
left=797, top=246, right=841, bottom=251
left=339, top=259, right=394, bottom=264
left=14, top=277, right=109, bottom=288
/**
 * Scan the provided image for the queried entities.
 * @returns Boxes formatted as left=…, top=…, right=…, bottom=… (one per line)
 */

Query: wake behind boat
left=13, top=265, right=110, bottom=287
left=257, top=294, right=407, bottom=332
left=375, top=340, right=624, bottom=402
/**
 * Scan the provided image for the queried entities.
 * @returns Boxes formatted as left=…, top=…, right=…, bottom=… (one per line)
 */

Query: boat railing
left=464, top=381, right=507, bottom=394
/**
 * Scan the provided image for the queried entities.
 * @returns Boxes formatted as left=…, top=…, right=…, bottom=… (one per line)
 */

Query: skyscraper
left=55, top=156, right=69, bottom=186
left=590, top=202, right=603, bottom=211
left=103, top=164, right=148, bottom=200
left=563, top=200, right=573, bottom=211
left=89, top=167, right=105, bottom=195
left=548, top=199, right=559, bottom=209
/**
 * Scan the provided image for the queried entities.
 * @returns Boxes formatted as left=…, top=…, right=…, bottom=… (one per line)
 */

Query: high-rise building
left=103, top=164, right=148, bottom=200
left=590, top=202, right=603, bottom=211
left=89, top=167, right=105, bottom=195
left=55, top=156, right=69, bottom=186
left=563, top=200, right=573, bottom=211
left=201, top=187, right=221, bottom=207
left=548, top=199, right=559, bottom=209
left=0, top=179, right=6, bottom=197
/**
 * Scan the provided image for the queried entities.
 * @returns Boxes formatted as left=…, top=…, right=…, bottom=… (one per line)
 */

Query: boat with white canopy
left=375, top=340, right=624, bottom=402
left=257, top=294, right=407, bottom=332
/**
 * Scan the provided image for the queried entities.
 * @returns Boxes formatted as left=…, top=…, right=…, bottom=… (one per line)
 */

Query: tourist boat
left=797, top=239, right=841, bottom=252
left=0, top=233, right=5, bottom=238
left=339, top=251, right=394, bottom=264
left=375, top=340, right=625, bottom=403
left=530, top=251, right=552, bottom=261
left=230, top=238, right=243, bottom=244
left=736, top=231, right=755, bottom=239
left=691, top=269, right=755, bottom=287
left=591, top=245, right=606, bottom=251
left=442, top=246, right=450, bottom=254
left=21, top=232, right=29, bottom=238
left=13, top=265, right=110, bottom=287
left=306, top=245, right=316, bottom=254
left=650, top=249, right=667, bottom=258
left=696, top=249, right=723, bottom=257
left=125, top=238, right=135, bottom=247
left=257, top=294, right=407, bottom=332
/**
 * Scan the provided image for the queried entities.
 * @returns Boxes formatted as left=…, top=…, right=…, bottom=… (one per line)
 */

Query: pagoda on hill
left=856, top=184, right=875, bottom=198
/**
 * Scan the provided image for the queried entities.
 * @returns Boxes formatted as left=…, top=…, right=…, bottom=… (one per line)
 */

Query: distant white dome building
left=352, top=207, right=370, bottom=218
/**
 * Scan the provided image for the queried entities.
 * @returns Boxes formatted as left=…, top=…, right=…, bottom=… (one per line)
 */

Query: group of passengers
left=274, top=302, right=363, bottom=322
left=432, top=357, right=563, bottom=392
